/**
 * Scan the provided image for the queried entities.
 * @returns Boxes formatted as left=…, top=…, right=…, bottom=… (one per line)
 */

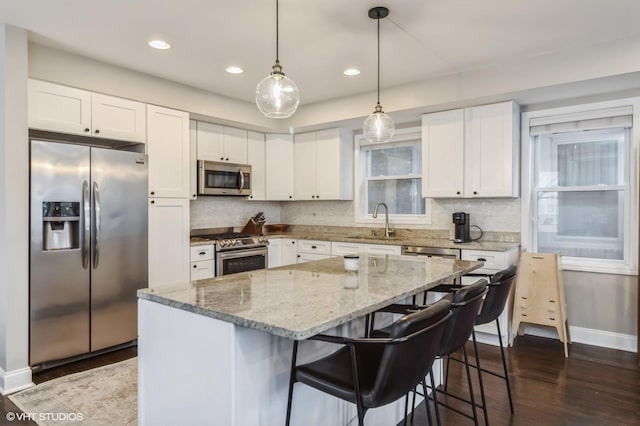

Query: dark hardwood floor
left=1, top=337, right=638, bottom=425
left=402, top=335, right=640, bottom=426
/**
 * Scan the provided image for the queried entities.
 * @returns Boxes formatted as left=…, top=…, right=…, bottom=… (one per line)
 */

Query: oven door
left=216, top=247, right=268, bottom=277
left=198, top=160, right=251, bottom=196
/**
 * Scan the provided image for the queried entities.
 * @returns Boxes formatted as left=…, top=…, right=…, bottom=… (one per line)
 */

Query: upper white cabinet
left=147, top=105, right=190, bottom=198
left=196, top=122, right=248, bottom=164
left=293, top=128, right=353, bottom=200
left=247, top=131, right=266, bottom=201
left=422, top=101, right=520, bottom=198
left=28, top=79, right=146, bottom=143
left=265, top=133, right=295, bottom=200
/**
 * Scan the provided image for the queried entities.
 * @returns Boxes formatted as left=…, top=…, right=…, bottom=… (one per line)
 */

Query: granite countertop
left=190, top=233, right=519, bottom=251
left=138, top=254, right=483, bottom=340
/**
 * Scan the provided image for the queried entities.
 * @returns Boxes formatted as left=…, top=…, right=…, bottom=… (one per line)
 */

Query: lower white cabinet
left=190, top=245, right=215, bottom=281
left=461, top=247, right=520, bottom=345
left=297, top=239, right=331, bottom=263
left=267, top=238, right=300, bottom=267
left=331, top=241, right=364, bottom=256
left=364, top=244, right=401, bottom=256
left=148, top=198, right=190, bottom=288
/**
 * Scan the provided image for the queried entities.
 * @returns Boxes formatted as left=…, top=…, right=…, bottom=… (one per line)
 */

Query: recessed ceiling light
left=344, top=68, right=361, bottom=76
left=148, top=40, right=171, bottom=50
left=225, top=66, right=244, bottom=74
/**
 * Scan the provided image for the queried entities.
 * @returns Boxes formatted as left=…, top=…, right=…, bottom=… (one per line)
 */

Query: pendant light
left=363, top=6, right=394, bottom=143
left=256, top=0, right=300, bottom=119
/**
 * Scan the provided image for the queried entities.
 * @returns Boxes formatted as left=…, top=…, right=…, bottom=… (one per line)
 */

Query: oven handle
left=238, top=169, right=245, bottom=194
left=217, top=247, right=268, bottom=261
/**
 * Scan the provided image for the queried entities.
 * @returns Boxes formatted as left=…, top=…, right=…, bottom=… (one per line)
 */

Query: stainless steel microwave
left=197, top=160, right=252, bottom=196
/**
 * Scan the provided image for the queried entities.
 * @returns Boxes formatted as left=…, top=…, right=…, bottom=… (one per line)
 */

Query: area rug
left=9, top=358, right=137, bottom=426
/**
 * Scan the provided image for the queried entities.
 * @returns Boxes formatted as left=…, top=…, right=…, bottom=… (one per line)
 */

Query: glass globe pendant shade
left=363, top=103, right=395, bottom=143
left=256, top=62, right=300, bottom=119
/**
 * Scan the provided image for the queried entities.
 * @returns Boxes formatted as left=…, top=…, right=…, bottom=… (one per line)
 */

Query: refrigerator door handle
left=82, top=180, right=90, bottom=269
left=93, top=181, right=101, bottom=269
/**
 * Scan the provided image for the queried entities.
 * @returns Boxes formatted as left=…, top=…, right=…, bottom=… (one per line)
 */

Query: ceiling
left=2, top=0, right=640, bottom=107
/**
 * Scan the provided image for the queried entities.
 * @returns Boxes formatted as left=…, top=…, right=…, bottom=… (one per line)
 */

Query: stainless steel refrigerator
left=30, top=139, right=148, bottom=366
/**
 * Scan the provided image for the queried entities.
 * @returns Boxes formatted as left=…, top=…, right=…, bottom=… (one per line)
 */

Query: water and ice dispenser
left=42, top=201, right=80, bottom=250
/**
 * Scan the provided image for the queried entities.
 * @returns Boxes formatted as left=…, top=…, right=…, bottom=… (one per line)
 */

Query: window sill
left=560, top=257, right=637, bottom=276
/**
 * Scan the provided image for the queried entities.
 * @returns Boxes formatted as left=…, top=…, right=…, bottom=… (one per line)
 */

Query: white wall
left=0, top=24, right=31, bottom=394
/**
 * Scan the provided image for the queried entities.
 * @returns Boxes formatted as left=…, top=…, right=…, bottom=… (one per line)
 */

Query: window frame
left=521, top=98, right=639, bottom=275
left=354, top=127, right=431, bottom=225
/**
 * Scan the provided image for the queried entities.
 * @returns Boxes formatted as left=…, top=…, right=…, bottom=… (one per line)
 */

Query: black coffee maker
left=452, top=212, right=471, bottom=243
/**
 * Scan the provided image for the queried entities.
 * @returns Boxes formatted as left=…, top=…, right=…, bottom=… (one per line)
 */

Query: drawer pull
left=311, top=245, right=317, bottom=249
left=521, top=313, right=527, bottom=317
left=521, top=296, right=527, bottom=300
left=199, top=251, right=206, bottom=255
left=549, top=299, right=555, bottom=303
left=477, top=257, right=487, bottom=262
left=549, top=317, right=555, bottom=321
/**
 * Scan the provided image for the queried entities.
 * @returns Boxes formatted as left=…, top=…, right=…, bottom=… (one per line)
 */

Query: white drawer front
left=461, top=249, right=506, bottom=270
left=191, top=260, right=215, bottom=280
left=297, top=252, right=331, bottom=263
left=297, top=239, right=331, bottom=255
left=190, top=245, right=214, bottom=261
left=364, top=244, right=401, bottom=255
left=331, top=242, right=364, bottom=256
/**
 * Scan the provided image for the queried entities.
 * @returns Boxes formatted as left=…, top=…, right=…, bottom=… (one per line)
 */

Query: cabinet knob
left=311, top=195, right=315, bottom=199
left=473, top=191, right=478, bottom=195
left=150, top=191, right=155, bottom=195
left=192, top=194, right=196, bottom=198
left=292, top=241, right=295, bottom=244
left=249, top=195, right=253, bottom=199
left=220, top=157, right=224, bottom=160
left=225, top=158, right=229, bottom=161
left=84, top=128, right=90, bottom=133
left=456, top=191, right=461, bottom=195
left=289, top=195, right=292, bottom=199
left=316, top=195, right=320, bottom=199
left=150, top=200, right=155, bottom=204
left=94, top=129, right=100, bottom=134
left=193, top=265, right=197, bottom=269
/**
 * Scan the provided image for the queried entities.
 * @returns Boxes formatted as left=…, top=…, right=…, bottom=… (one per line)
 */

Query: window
left=355, top=128, right=430, bottom=224
left=523, top=101, right=638, bottom=274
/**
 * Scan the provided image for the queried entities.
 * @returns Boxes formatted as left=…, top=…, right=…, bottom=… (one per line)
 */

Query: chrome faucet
left=372, top=202, right=394, bottom=238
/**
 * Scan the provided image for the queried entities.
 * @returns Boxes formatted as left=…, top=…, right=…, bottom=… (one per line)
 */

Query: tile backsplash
left=191, top=197, right=521, bottom=235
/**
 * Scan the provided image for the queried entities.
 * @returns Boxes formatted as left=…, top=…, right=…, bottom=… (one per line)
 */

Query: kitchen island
left=137, top=254, right=482, bottom=425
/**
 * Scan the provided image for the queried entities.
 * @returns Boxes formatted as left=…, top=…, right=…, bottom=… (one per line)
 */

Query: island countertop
left=138, top=254, right=483, bottom=340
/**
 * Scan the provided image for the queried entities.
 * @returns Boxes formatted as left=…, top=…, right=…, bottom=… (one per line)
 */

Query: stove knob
left=219, top=240, right=226, bottom=247
left=230, top=240, right=237, bottom=246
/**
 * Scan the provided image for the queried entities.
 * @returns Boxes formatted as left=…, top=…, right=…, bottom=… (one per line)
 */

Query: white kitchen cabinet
left=196, top=122, right=248, bottom=164
left=90, top=93, right=146, bottom=142
left=189, top=120, right=198, bottom=200
left=148, top=198, right=190, bottom=288
left=190, top=245, right=215, bottom=281
left=293, top=128, right=353, bottom=200
left=331, top=241, right=364, bottom=257
left=267, top=238, right=282, bottom=268
left=364, top=244, right=402, bottom=256
left=297, top=239, right=331, bottom=263
left=422, top=101, right=519, bottom=198
left=247, top=131, right=266, bottom=201
left=147, top=105, right=190, bottom=198
left=28, top=79, right=146, bottom=143
left=281, top=238, right=298, bottom=266
left=265, top=133, right=295, bottom=200
left=461, top=247, right=520, bottom=346
left=421, top=109, right=464, bottom=197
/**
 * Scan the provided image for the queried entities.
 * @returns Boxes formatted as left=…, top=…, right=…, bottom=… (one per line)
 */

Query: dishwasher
left=401, top=246, right=462, bottom=303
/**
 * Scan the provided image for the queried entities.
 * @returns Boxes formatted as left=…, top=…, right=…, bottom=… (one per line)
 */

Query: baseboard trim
left=0, top=366, right=33, bottom=395
left=518, top=324, right=637, bottom=353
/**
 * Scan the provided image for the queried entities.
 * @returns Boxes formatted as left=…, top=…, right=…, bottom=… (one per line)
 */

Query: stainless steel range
left=192, top=228, right=269, bottom=277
